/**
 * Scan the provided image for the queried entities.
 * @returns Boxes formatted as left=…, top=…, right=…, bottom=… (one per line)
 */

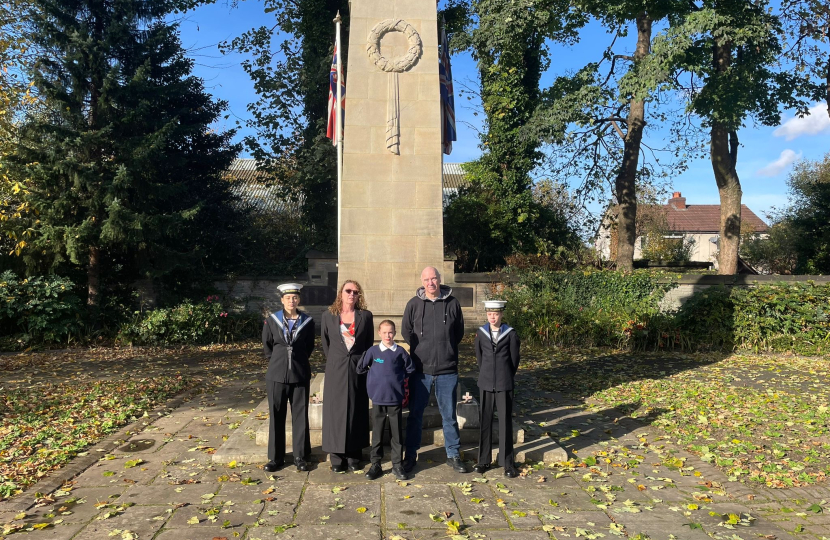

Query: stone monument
left=338, top=0, right=444, bottom=320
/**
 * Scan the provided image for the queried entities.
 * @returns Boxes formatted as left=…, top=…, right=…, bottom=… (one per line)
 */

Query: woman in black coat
left=320, top=280, right=374, bottom=471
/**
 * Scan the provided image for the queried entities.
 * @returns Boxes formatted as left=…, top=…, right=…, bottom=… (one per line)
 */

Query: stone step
left=256, top=418, right=522, bottom=449
left=512, top=434, right=569, bottom=464
left=263, top=377, right=480, bottom=439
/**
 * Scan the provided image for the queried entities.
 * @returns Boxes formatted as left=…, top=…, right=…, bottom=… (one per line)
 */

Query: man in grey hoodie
left=401, top=266, right=467, bottom=473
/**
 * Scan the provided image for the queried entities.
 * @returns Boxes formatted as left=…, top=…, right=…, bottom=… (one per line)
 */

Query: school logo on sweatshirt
left=374, top=358, right=385, bottom=363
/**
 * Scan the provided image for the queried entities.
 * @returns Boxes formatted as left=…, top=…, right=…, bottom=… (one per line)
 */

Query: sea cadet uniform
left=474, top=300, right=520, bottom=473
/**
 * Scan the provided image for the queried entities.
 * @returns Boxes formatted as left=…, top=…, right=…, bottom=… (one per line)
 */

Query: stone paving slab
left=153, top=524, right=248, bottom=539
left=247, top=524, right=382, bottom=540
left=295, top=484, right=381, bottom=526
left=449, top=484, right=511, bottom=529
left=0, top=523, right=86, bottom=539
left=165, top=501, right=263, bottom=529
left=384, top=483, right=458, bottom=530
left=59, top=503, right=168, bottom=540
left=120, top=482, right=220, bottom=505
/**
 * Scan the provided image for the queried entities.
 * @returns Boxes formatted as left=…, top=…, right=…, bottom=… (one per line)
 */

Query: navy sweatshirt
left=356, top=344, right=415, bottom=406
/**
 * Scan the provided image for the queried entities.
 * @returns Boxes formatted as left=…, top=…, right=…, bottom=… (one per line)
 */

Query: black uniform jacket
left=263, top=310, right=315, bottom=384
left=320, top=309, right=374, bottom=453
left=474, top=323, right=520, bottom=392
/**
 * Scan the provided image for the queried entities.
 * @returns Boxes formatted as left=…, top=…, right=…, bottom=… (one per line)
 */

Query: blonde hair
left=328, top=280, right=368, bottom=314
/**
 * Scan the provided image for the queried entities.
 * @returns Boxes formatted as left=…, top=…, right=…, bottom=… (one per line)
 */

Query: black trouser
left=371, top=404, right=403, bottom=465
left=267, top=380, right=311, bottom=463
left=478, top=390, right=514, bottom=468
left=329, top=451, right=362, bottom=468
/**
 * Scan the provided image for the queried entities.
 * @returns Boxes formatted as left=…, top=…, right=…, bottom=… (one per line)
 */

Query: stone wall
left=657, top=274, right=830, bottom=311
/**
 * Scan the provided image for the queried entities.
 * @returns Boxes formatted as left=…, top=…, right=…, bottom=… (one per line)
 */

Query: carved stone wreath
left=366, top=19, right=422, bottom=73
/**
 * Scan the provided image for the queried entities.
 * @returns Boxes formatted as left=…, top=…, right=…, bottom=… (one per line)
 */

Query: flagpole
left=334, top=11, right=343, bottom=264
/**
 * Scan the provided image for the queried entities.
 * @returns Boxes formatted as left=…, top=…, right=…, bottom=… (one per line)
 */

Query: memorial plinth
left=338, top=0, right=444, bottom=318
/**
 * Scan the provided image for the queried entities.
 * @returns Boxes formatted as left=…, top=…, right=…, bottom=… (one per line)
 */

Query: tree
left=0, top=0, right=39, bottom=260
left=741, top=154, right=830, bottom=274
left=786, top=153, right=830, bottom=273
left=528, top=0, right=695, bottom=272
left=7, top=0, right=240, bottom=316
left=779, top=0, right=830, bottom=116
left=740, top=220, right=799, bottom=274
left=442, top=0, right=582, bottom=271
left=651, top=0, right=811, bottom=274
left=222, top=0, right=348, bottom=251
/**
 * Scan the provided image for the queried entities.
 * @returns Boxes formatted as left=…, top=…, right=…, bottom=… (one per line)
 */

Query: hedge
left=500, top=269, right=830, bottom=355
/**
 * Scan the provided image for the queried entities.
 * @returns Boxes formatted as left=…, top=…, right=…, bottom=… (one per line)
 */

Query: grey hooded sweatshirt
left=401, top=285, right=465, bottom=376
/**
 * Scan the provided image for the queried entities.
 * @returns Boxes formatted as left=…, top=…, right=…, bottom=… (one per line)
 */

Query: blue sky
left=177, top=1, right=830, bottom=223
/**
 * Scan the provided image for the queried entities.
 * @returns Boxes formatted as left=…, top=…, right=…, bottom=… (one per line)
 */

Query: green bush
left=117, top=296, right=261, bottom=345
left=500, top=268, right=830, bottom=354
left=500, top=268, right=676, bottom=349
left=0, top=271, right=83, bottom=344
left=674, top=283, right=830, bottom=354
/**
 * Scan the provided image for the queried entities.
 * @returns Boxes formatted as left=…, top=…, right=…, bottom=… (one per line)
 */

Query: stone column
left=339, top=0, right=443, bottom=319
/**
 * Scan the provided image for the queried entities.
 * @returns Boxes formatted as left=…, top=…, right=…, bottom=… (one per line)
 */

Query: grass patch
left=0, top=375, right=197, bottom=500
left=522, top=348, right=830, bottom=488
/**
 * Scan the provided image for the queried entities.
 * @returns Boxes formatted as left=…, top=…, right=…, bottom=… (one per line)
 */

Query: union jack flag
left=439, top=18, right=456, bottom=155
left=327, top=44, right=345, bottom=146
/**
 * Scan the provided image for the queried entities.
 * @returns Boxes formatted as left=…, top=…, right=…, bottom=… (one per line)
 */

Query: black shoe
left=473, top=463, right=490, bottom=474
left=263, top=460, right=283, bottom=472
left=331, top=462, right=347, bottom=473
left=402, top=455, right=416, bottom=473
left=504, top=466, right=519, bottom=478
left=348, top=460, right=361, bottom=472
left=295, top=457, right=309, bottom=472
left=392, top=464, right=408, bottom=481
left=365, top=462, right=383, bottom=480
left=447, top=457, right=468, bottom=473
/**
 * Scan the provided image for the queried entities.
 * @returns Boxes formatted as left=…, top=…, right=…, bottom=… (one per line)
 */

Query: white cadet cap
left=277, top=283, right=303, bottom=295
left=483, top=300, right=507, bottom=312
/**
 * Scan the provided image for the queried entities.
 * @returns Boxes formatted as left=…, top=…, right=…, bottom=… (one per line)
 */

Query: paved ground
left=3, top=368, right=830, bottom=540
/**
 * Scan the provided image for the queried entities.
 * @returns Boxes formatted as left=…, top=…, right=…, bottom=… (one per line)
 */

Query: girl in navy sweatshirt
left=357, top=320, right=415, bottom=481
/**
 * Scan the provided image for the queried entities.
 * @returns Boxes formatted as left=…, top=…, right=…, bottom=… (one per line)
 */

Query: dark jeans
left=267, top=380, right=311, bottom=463
left=405, top=372, right=460, bottom=459
left=371, top=404, right=403, bottom=465
left=478, top=389, right=514, bottom=467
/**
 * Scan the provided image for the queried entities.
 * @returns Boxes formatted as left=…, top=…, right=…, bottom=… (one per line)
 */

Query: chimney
left=669, top=191, right=686, bottom=210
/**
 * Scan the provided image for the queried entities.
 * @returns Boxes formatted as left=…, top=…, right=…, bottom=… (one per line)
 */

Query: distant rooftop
left=654, top=192, right=768, bottom=234
left=225, top=159, right=469, bottom=213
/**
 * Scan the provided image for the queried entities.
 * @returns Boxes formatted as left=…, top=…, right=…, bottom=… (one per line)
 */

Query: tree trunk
left=87, top=245, right=101, bottom=316
left=825, top=56, right=829, bottom=120
left=710, top=40, right=742, bottom=275
left=614, top=12, right=651, bottom=272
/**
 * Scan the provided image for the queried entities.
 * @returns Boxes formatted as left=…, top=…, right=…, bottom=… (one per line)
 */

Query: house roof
left=224, top=158, right=301, bottom=215
left=660, top=204, right=769, bottom=233
left=443, top=162, right=467, bottom=189
left=225, top=159, right=469, bottom=213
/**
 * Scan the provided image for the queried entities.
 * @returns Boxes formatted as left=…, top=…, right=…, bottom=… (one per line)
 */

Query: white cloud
left=756, top=149, right=801, bottom=177
left=773, top=103, right=830, bottom=141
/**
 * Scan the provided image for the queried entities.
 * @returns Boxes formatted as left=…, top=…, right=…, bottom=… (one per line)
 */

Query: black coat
left=474, top=324, right=520, bottom=392
left=263, top=310, right=316, bottom=384
left=320, top=309, right=373, bottom=453
left=401, top=285, right=465, bottom=375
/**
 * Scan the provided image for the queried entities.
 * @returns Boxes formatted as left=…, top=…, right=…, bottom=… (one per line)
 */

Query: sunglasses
left=343, top=289, right=360, bottom=295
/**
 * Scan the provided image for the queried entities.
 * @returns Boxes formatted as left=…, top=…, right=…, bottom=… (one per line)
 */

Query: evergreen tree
left=8, top=0, right=240, bottom=315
